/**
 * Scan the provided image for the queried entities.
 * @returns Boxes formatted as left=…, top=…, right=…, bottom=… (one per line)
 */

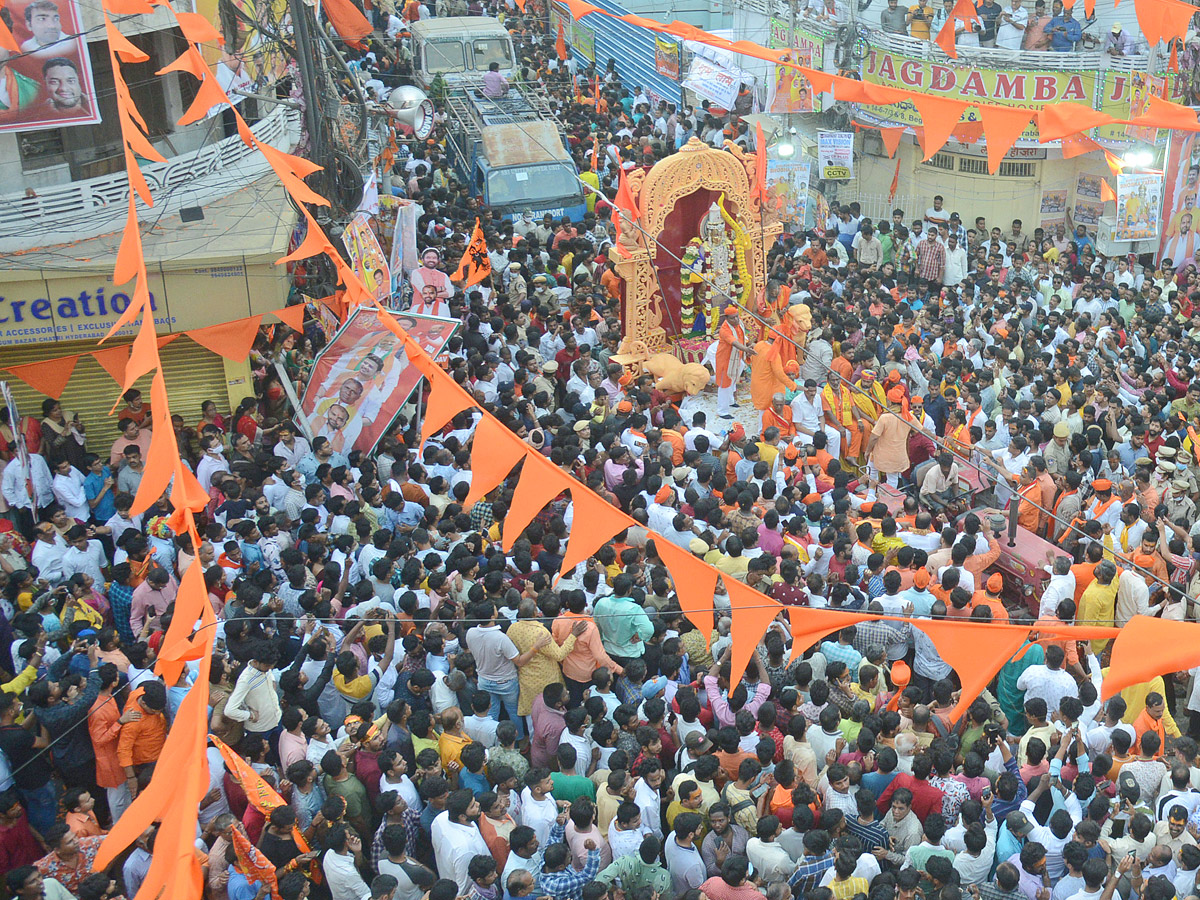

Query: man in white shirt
left=274, top=424, right=312, bottom=468
left=432, top=791, right=491, bottom=893
left=1015, top=644, right=1078, bottom=718
left=30, top=523, right=69, bottom=585
left=943, top=233, right=969, bottom=287
left=323, top=826, right=370, bottom=900
left=996, top=0, right=1028, bottom=48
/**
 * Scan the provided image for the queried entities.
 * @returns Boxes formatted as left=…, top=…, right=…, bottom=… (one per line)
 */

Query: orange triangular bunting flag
left=723, top=578, right=783, bottom=686
left=979, top=105, right=1032, bottom=173
left=272, top=305, right=306, bottom=333
left=913, top=95, right=966, bottom=160
left=1104, top=616, right=1200, bottom=699
left=503, top=456, right=571, bottom=551
left=656, top=539, right=718, bottom=644
left=1037, top=103, right=1114, bottom=143
left=558, top=490, right=634, bottom=577
left=1101, top=179, right=1117, bottom=202
left=464, top=417, right=526, bottom=510
left=783, top=607, right=867, bottom=664
left=879, top=126, right=904, bottom=158
left=916, top=619, right=1030, bottom=720
left=6, top=355, right=79, bottom=399
left=1060, top=132, right=1102, bottom=159
left=186, top=315, right=263, bottom=363
left=91, top=344, right=131, bottom=387
left=419, top=366, right=476, bottom=447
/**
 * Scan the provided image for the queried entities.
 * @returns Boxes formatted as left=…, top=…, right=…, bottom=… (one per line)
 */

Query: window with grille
left=998, top=161, right=1037, bottom=178
left=17, top=129, right=66, bottom=170
left=921, top=153, right=954, bottom=170
left=958, top=157, right=989, bottom=175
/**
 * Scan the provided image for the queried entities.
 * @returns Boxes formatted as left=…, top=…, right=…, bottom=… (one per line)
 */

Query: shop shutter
left=2, top=337, right=231, bottom=451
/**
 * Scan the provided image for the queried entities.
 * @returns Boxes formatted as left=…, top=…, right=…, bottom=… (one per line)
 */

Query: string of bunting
left=557, top=0, right=1200, bottom=169
left=2, top=306, right=304, bottom=400
left=87, top=0, right=1200, bottom=898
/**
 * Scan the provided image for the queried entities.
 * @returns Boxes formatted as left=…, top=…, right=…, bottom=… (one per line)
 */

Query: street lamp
left=775, top=127, right=798, bottom=159
left=1121, top=148, right=1153, bottom=169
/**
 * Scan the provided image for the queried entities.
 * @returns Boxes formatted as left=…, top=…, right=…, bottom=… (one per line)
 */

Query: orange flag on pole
left=753, top=122, right=768, bottom=203
left=611, top=166, right=639, bottom=258
left=452, top=218, right=491, bottom=287
left=888, top=153, right=901, bottom=202
left=556, top=19, right=568, bottom=60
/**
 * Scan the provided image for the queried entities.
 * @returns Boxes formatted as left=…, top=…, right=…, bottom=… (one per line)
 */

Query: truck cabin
left=411, top=17, right=515, bottom=90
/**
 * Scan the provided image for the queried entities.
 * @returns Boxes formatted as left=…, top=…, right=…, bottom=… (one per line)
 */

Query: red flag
left=556, top=20, right=568, bottom=61
left=753, top=122, right=767, bottom=203
left=611, top=166, right=639, bottom=258
left=888, top=153, right=901, bottom=202
left=452, top=218, right=491, bottom=287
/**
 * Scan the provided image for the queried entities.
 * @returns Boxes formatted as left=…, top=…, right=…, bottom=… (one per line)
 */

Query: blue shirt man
left=1046, top=11, right=1081, bottom=50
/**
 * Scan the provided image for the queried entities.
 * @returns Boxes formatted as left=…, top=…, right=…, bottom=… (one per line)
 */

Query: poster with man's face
left=298, top=309, right=458, bottom=456
left=0, top=0, right=101, bottom=133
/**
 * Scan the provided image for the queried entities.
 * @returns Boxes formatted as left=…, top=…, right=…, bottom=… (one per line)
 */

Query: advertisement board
left=1113, top=173, right=1163, bottom=242
left=764, top=157, right=812, bottom=224
left=861, top=49, right=1094, bottom=141
left=299, top=310, right=458, bottom=456
left=655, top=37, right=680, bottom=80
left=817, top=132, right=854, bottom=180
left=1158, top=127, right=1200, bottom=268
left=766, top=17, right=823, bottom=114
left=550, top=2, right=596, bottom=63
left=0, top=0, right=101, bottom=134
left=682, top=57, right=741, bottom=109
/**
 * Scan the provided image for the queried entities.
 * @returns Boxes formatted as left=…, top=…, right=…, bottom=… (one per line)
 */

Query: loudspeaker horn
left=386, top=85, right=436, bottom=140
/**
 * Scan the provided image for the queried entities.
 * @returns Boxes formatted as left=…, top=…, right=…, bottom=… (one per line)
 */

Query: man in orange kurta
left=750, top=340, right=795, bottom=420
left=716, top=306, right=754, bottom=419
left=762, top=393, right=797, bottom=440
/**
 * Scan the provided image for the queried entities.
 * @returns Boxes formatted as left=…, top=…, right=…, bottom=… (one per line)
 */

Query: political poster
left=1039, top=189, right=1068, bottom=230
left=1075, top=173, right=1102, bottom=200
left=766, top=18, right=823, bottom=114
left=299, top=309, right=458, bottom=456
left=0, top=0, right=101, bottom=134
left=1072, top=201, right=1102, bottom=230
left=655, top=37, right=680, bottom=80
left=817, top=132, right=854, bottom=180
left=1158, top=127, right=1199, bottom=268
left=342, top=213, right=391, bottom=302
left=1125, top=72, right=1165, bottom=145
left=1113, top=173, right=1162, bottom=242
left=764, top=158, right=812, bottom=224
left=682, top=57, right=741, bottom=109
left=193, top=0, right=290, bottom=112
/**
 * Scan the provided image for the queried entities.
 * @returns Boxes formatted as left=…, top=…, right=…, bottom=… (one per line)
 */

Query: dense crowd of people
left=5, top=5, right=1200, bottom=900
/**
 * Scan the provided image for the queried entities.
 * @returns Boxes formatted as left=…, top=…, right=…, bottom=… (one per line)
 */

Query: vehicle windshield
left=486, top=163, right=580, bottom=207
left=471, top=38, right=512, bottom=69
left=424, top=39, right=466, bottom=73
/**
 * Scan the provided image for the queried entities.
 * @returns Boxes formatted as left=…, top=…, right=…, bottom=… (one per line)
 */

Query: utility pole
left=289, top=0, right=326, bottom=164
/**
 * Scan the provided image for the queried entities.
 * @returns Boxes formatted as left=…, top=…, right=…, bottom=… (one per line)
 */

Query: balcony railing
left=741, top=0, right=1163, bottom=71
left=0, top=105, right=300, bottom=252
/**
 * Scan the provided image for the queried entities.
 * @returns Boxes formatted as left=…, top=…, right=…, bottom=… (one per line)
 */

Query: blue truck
left=442, top=88, right=587, bottom=223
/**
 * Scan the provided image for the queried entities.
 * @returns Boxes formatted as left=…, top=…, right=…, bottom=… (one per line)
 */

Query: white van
left=410, top=17, right=516, bottom=91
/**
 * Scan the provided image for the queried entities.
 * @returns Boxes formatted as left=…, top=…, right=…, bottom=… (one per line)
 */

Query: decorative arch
left=638, top=139, right=754, bottom=239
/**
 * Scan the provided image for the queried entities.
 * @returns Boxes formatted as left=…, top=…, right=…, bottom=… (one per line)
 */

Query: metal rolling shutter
left=2, top=338, right=231, bottom=450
